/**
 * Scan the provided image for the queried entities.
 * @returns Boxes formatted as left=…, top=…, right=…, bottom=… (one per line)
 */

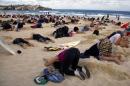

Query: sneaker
left=82, top=66, right=91, bottom=78
left=34, top=76, right=48, bottom=85
left=74, top=69, right=85, bottom=80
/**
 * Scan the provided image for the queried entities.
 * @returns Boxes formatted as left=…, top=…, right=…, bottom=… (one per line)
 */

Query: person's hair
left=17, top=50, right=22, bottom=54
left=73, top=27, right=79, bottom=32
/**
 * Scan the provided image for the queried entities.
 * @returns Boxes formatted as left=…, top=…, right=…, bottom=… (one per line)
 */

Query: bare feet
left=29, top=44, right=34, bottom=47
left=21, top=45, right=27, bottom=49
left=44, top=41, right=49, bottom=44
left=114, top=58, right=122, bottom=65
left=50, top=40, right=55, bottom=43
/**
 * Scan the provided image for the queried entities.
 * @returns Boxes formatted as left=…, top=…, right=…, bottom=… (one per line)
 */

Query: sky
left=0, top=0, right=130, bottom=11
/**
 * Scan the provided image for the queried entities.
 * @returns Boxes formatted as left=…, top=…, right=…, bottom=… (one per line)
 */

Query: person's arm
left=100, top=53, right=122, bottom=65
left=100, top=56, right=121, bottom=65
left=43, top=56, right=58, bottom=66
left=116, top=36, right=129, bottom=48
left=115, top=37, right=121, bottom=45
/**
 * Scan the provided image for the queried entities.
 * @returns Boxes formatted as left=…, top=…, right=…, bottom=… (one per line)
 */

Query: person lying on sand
left=13, top=38, right=34, bottom=49
left=43, top=48, right=90, bottom=80
left=26, top=34, right=55, bottom=44
left=1, top=21, right=14, bottom=31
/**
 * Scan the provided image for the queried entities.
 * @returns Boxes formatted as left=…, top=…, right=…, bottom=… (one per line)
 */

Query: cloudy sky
left=0, top=0, right=130, bottom=11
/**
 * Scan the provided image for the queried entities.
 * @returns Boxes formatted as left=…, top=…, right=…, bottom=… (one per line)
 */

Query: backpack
left=43, top=68, right=64, bottom=83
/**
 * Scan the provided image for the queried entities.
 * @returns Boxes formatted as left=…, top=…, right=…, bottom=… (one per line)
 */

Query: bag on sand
left=43, top=68, right=64, bottom=83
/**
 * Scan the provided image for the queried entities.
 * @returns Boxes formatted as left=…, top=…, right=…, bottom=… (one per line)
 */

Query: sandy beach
left=0, top=17, right=130, bottom=86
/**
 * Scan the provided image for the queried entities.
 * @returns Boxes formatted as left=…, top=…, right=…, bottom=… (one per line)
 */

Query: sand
left=0, top=18, right=130, bottom=86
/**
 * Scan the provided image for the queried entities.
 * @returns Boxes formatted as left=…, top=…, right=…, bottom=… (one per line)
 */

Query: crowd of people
left=0, top=13, right=130, bottom=83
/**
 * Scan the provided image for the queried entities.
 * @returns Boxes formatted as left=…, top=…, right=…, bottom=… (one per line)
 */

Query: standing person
left=107, top=14, right=109, bottom=19
left=117, top=15, right=120, bottom=21
left=43, top=48, right=90, bottom=80
left=16, top=18, right=20, bottom=31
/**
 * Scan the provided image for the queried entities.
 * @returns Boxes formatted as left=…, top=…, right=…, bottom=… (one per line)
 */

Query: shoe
left=34, top=76, right=48, bottom=85
left=74, top=68, right=86, bottom=80
left=82, top=66, right=91, bottom=78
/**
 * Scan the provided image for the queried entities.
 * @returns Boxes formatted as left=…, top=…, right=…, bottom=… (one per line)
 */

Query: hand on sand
left=43, top=58, right=49, bottom=66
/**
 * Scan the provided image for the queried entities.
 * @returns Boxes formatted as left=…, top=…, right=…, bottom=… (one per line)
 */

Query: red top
left=57, top=50, right=66, bottom=62
left=121, top=23, right=129, bottom=29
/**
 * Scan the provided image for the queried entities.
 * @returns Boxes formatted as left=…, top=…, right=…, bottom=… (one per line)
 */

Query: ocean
left=0, top=9, right=130, bottom=19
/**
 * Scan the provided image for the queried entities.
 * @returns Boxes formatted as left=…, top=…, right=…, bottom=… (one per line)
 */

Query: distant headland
left=0, top=5, right=52, bottom=10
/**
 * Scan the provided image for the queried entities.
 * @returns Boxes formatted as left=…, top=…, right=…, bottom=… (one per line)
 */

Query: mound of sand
left=80, top=58, right=130, bottom=81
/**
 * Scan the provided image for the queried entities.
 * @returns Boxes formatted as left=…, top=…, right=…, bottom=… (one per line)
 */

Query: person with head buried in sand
left=13, top=38, right=34, bottom=49
left=43, top=47, right=91, bottom=80
left=25, top=33, right=55, bottom=44
left=80, top=30, right=128, bottom=65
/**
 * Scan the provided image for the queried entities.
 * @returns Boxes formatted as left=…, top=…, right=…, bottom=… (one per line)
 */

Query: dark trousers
left=80, top=43, right=100, bottom=60
left=54, top=48, right=80, bottom=76
left=13, top=38, right=29, bottom=45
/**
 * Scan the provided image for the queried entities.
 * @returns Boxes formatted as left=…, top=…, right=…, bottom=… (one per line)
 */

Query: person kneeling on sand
left=43, top=48, right=90, bottom=80
left=13, top=38, right=34, bottom=49
left=80, top=38, right=125, bottom=65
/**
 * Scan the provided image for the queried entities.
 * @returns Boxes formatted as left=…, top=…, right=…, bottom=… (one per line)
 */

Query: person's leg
left=18, top=43, right=27, bottom=49
left=70, top=48, right=80, bottom=70
left=61, top=61, right=75, bottom=76
left=38, top=37, right=49, bottom=44
left=20, top=39, right=33, bottom=47
left=81, top=43, right=99, bottom=59
left=44, top=37, right=55, bottom=43
left=62, top=48, right=80, bottom=75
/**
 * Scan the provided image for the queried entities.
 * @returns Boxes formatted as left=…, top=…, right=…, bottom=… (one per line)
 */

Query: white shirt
left=109, top=34, right=121, bottom=44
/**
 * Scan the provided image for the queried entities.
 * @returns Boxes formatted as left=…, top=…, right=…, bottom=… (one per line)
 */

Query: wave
left=0, top=10, right=130, bottom=19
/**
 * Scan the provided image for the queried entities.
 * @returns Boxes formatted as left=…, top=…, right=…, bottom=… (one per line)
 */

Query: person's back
left=33, top=34, right=42, bottom=40
left=36, top=23, right=42, bottom=28
left=53, top=26, right=69, bottom=38
left=83, top=25, right=89, bottom=31
left=17, top=22, right=23, bottom=28
left=109, top=33, right=121, bottom=44
left=2, top=22, right=12, bottom=30
left=107, top=32, right=117, bottom=39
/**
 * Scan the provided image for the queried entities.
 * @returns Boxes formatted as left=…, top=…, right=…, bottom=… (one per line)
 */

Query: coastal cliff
left=0, top=5, right=52, bottom=10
